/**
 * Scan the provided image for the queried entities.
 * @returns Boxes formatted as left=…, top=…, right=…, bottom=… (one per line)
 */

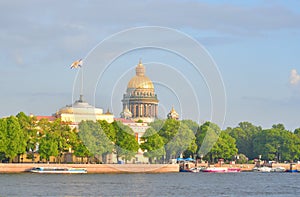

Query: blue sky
left=1, top=0, right=300, bottom=130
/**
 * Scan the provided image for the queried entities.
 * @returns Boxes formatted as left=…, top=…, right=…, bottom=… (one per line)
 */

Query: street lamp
left=200, top=154, right=203, bottom=163
left=236, top=155, right=239, bottom=164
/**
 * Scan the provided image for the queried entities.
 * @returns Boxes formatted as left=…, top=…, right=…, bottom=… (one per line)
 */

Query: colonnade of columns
left=128, top=103, right=158, bottom=118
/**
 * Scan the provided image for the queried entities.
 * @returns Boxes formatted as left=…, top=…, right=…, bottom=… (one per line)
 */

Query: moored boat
left=270, top=167, right=286, bottom=172
left=202, top=167, right=241, bottom=173
left=287, top=163, right=298, bottom=172
left=202, top=167, right=228, bottom=173
left=30, top=167, right=87, bottom=174
left=286, top=169, right=298, bottom=173
left=227, top=167, right=241, bottom=172
left=252, top=166, right=272, bottom=172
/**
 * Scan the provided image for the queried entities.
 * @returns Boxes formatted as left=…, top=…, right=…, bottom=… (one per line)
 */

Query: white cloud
left=290, top=69, right=300, bottom=85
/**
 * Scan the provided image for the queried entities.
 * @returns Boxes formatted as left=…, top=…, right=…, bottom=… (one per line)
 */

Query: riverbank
left=0, top=163, right=179, bottom=173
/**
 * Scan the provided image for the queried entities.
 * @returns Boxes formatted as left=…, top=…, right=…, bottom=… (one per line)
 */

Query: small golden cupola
left=167, top=106, right=179, bottom=120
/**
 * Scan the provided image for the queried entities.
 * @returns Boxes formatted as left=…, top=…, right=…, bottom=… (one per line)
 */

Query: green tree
left=73, top=142, right=91, bottom=163
left=112, top=121, right=139, bottom=163
left=0, top=118, right=7, bottom=161
left=253, top=127, right=300, bottom=162
left=51, top=119, right=73, bottom=163
left=164, top=122, right=195, bottom=159
left=156, top=119, right=180, bottom=161
left=181, top=119, right=199, bottom=134
left=181, top=120, right=199, bottom=158
left=78, top=120, right=114, bottom=163
left=78, top=121, right=95, bottom=163
left=140, top=127, right=165, bottom=163
left=6, top=116, right=27, bottom=162
left=99, top=120, right=116, bottom=142
left=39, top=132, right=59, bottom=162
left=149, top=119, right=196, bottom=161
left=227, top=122, right=261, bottom=159
left=236, top=153, right=248, bottom=164
left=17, top=112, right=38, bottom=162
left=272, top=123, right=285, bottom=130
left=182, top=139, right=197, bottom=159
left=294, top=128, right=300, bottom=135
left=208, top=132, right=238, bottom=162
left=195, top=121, right=221, bottom=159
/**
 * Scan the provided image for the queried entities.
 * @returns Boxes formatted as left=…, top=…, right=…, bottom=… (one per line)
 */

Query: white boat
left=202, top=167, right=241, bottom=173
left=30, top=167, right=87, bottom=174
left=270, top=167, right=286, bottom=172
left=189, top=167, right=205, bottom=173
left=253, top=166, right=272, bottom=172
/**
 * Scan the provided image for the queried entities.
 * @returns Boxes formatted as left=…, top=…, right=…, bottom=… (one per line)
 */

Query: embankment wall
left=0, top=163, right=179, bottom=173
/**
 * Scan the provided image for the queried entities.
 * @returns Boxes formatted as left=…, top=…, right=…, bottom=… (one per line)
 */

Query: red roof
left=36, top=116, right=56, bottom=121
left=114, top=118, right=135, bottom=123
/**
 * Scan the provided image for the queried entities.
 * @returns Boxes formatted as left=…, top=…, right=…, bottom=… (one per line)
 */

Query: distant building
left=35, top=115, right=56, bottom=122
left=167, top=107, right=179, bottom=120
left=55, top=95, right=114, bottom=128
left=121, top=60, right=159, bottom=123
left=120, top=105, right=132, bottom=120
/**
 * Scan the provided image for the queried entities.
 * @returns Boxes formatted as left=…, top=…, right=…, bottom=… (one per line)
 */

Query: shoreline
left=0, top=163, right=180, bottom=174
left=1, top=163, right=296, bottom=174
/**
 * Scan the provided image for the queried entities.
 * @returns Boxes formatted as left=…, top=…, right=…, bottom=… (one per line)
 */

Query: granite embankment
left=0, top=163, right=179, bottom=173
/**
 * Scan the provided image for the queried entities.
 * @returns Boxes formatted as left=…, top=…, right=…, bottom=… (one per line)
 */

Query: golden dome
left=167, top=106, right=179, bottom=120
left=127, top=60, right=154, bottom=89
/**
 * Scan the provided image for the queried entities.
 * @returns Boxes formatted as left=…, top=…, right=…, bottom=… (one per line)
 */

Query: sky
left=1, top=0, right=300, bottom=130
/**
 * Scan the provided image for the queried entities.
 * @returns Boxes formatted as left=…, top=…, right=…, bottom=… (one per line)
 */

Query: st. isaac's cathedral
left=120, top=60, right=159, bottom=123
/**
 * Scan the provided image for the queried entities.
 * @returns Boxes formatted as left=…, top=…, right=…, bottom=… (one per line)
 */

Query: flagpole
left=70, top=59, right=84, bottom=101
left=80, top=66, right=83, bottom=98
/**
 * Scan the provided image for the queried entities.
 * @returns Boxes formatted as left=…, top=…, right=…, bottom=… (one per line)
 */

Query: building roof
left=36, top=116, right=56, bottom=121
left=56, top=95, right=104, bottom=115
left=114, top=118, right=135, bottom=123
left=127, top=60, right=154, bottom=89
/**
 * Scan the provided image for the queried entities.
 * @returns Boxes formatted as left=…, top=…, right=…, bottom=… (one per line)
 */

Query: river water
left=0, top=172, right=299, bottom=197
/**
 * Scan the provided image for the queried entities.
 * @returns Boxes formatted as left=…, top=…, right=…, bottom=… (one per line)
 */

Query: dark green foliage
left=195, top=122, right=237, bottom=162
left=140, top=128, right=165, bottom=163
left=253, top=127, right=300, bottom=162
left=142, top=119, right=196, bottom=161
left=226, top=122, right=261, bottom=159
left=1, top=111, right=300, bottom=164
left=112, top=121, right=139, bottom=163
left=6, top=116, right=27, bottom=162
left=0, top=118, right=7, bottom=160
left=78, top=120, right=114, bottom=163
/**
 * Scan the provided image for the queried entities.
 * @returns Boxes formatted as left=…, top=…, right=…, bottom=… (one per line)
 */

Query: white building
left=55, top=95, right=114, bottom=129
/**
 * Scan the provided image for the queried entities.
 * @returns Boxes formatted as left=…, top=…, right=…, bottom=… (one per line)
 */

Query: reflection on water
left=0, top=173, right=300, bottom=196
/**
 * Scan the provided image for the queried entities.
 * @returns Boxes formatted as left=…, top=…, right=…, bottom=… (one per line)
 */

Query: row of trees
left=0, top=112, right=83, bottom=162
left=141, top=121, right=300, bottom=163
left=0, top=113, right=140, bottom=163
left=141, top=119, right=238, bottom=163
left=1, top=112, right=300, bottom=163
left=225, top=122, right=300, bottom=162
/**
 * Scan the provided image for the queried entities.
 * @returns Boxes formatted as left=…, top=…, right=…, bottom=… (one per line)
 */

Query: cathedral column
left=150, top=104, right=153, bottom=117
left=133, top=104, right=136, bottom=117
left=140, top=104, right=143, bottom=117
left=130, top=104, right=133, bottom=116
left=136, top=104, right=139, bottom=117
left=145, top=104, right=148, bottom=117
